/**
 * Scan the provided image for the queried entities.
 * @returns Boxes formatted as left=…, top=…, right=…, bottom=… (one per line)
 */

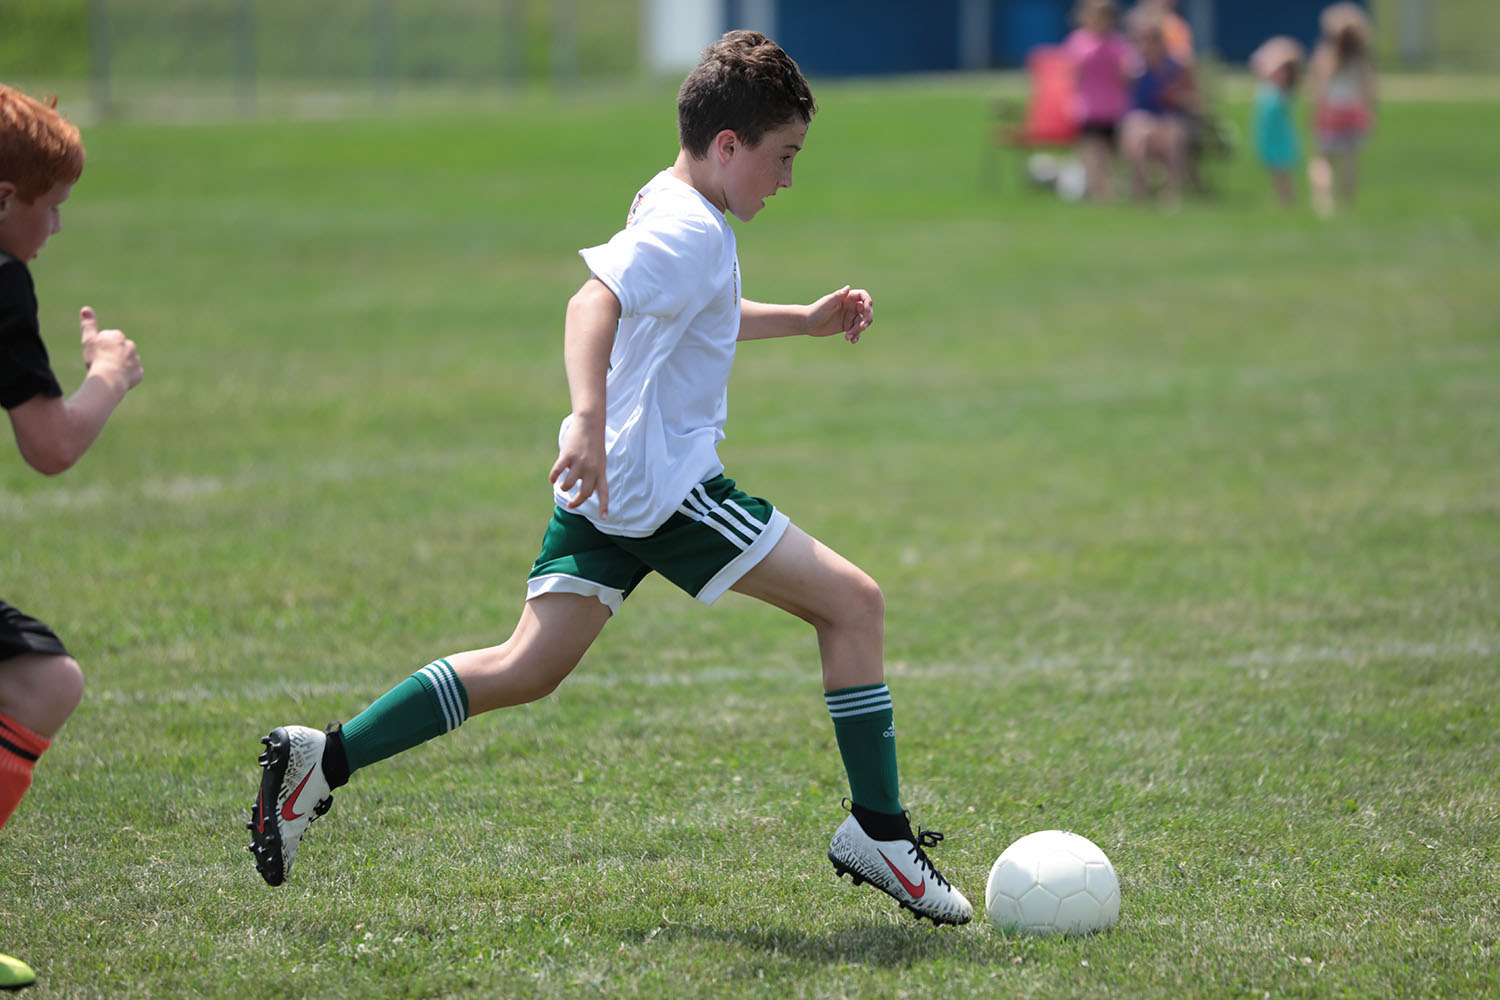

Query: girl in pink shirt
left=1062, top=0, right=1136, bottom=200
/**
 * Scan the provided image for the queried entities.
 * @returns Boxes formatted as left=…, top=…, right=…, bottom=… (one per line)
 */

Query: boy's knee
left=0, top=653, right=83, bottom=736
left=32, top=655, right=84, bottom=723
left=840, top=570, right=885, bottom=630
left=527, top=673, right=567, bottom=702
left=53, top=656, right=85, bottom=714
left=510, top=655, right=576, bottom=702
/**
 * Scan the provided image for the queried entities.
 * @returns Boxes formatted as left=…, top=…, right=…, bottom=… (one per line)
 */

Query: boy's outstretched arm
left=738, top=285, right=873, bottom=344
left=7, top=307, right=142, bottom=476
left=550, top=276, right=621, bottom=518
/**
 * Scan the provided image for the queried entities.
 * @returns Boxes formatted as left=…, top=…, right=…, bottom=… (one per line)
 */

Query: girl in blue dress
left=1250, top=36, right=1305, bottom=208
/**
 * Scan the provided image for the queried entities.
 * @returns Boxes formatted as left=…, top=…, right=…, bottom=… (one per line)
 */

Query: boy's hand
left=804, top=286, right=873, bottom=344
left=550, top=413, right=609, bottom=519
left=79, top=307, right=143, bottom=394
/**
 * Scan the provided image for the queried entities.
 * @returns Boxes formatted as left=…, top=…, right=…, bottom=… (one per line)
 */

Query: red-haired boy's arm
left=7, top=307, right=141, bottom=476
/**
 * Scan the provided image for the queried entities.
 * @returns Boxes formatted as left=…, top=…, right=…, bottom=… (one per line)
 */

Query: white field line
left=89, top=637, right=1498, bottom=706
left=0, top=446, right=511, bottom=521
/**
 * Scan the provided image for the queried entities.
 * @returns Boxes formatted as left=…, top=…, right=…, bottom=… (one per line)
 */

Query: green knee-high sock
left=339, top=659, right=470, bottom=775
left=825, top=683, right=903, bottom=815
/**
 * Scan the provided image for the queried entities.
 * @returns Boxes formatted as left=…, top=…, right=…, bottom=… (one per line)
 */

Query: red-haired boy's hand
left=79, top=306, right=143, bottom=394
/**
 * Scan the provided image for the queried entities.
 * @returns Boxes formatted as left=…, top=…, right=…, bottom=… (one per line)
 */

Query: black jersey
left=0, top=250, right=63, bottom=410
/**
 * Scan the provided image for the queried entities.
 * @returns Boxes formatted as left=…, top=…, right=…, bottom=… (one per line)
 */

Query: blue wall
left=992, top=1, right=1070, bottom=65
left=1211, top=2, right=1336, bottom=63
left=759, top=1, right=1367, bottom=75
left=763, top=0, right=966, bottom=78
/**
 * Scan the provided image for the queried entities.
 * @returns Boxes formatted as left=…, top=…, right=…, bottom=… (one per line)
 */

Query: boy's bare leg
left=248, top=593, right=610, bottom=885
left=0, top=653, right=82, bottom=832
left=730, top=523, right=884, bottom=692
left=732, top=523, right=973, bottom=925
left=0, top=652, right=83, bottom=738
left=447, top=593, right=613, bottom=713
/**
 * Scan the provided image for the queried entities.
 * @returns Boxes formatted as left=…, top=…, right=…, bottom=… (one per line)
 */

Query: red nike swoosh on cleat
left=256, top=790, right=266, bottom=834
left=281, top=769, right=314, bottom=822
left=879, top=850, right=926, bottom=899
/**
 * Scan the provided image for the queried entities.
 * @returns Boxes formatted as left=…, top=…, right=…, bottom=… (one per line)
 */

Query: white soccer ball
left=1055, top=159, right=1088, bottom=202
left=1026, top=152, right=1060, bottom=187
left=985, top=829, right=1120, bottom=935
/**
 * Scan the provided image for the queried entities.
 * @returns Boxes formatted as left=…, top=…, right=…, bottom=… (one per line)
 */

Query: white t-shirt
left=555, top=169, right=742, bottom=537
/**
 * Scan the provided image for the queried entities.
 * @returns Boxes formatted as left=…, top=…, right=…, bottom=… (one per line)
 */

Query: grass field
left=0, top=74, right=1496, bottom=998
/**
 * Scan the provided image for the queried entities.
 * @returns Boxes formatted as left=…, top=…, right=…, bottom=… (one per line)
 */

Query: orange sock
left=0, top=713, right=50, bottom=831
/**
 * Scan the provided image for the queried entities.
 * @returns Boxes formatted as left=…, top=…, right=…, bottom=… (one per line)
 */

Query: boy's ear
left=0, top=181, right=13, bottom=218
left=712, top=129, right=740, bottom=164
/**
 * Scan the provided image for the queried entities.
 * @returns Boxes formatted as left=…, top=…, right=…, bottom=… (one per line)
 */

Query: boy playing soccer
left=0, top=83, right=145, bottom=990
left=246, top=30, right=972, bottom=926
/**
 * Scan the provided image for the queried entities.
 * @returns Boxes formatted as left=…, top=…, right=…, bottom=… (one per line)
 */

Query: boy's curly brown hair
left=677, top=31, right=816, bottom=159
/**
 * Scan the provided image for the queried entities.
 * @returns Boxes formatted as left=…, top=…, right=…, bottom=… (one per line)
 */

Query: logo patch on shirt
left=626, top=191, right=646, bottom=227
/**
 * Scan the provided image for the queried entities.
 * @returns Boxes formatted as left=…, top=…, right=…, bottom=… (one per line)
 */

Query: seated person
left=1140, top=0, right=1194, bottom=65
left=1119, top=12, right=1199, bottom=208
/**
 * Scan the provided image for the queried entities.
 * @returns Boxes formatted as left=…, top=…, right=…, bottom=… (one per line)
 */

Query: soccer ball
left=1054, top=159, right=1088, bottom=202
left=1026, top=152, right=1060, bottom=187
left=985, top=830, right=1120, bottom=935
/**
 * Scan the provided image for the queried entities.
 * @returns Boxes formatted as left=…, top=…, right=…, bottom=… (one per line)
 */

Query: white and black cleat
left=247, top=725, right=333, bottom=886
left=828, top=806, right=974, bottom=926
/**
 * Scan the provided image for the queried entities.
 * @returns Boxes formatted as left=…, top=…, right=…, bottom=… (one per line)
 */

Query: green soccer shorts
left=526, top=475, right=790, bottom=612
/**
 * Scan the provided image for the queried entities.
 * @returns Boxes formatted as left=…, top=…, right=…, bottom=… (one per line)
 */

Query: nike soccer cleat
left=0, top=951, right=37, bottom=990
left=247, top=725, right=333, bottom=887
left=828, top=810, right=975, bottom=926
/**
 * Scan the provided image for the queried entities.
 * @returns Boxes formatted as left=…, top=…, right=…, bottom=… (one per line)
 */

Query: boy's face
left=0, top=180, right=71, bottom=262
left=722, top=117, right=807, bottom=222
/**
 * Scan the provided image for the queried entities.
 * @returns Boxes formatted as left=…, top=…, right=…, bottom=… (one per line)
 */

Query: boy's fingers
left=79, top=306, right=98, bottom=338
left=564, top=477, right=591, bottom=509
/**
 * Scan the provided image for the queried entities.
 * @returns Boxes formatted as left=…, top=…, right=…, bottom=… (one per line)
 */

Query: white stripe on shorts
left=722, top=498, right=768, bottom=537
left=420, top=659, right=465, bottom=732
left=679, top=484, right=768, bottom=549
left=694, top=508, right=790, bottom=607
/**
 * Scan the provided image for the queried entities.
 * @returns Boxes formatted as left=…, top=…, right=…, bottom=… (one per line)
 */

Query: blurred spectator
left=1250, top=36, right=1306, bottom=208
left=1139, top=0, right=1195, bottom=65
left=1119, top=10, right=1199, bottom=210
left=1307, top=2, right=1377, bottom=217
left=1061, top=0, right=1135, bottom=201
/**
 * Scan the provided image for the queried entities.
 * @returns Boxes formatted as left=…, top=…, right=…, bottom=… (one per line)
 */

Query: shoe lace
left=910, top=828, right=952, bottom=888
left=842, top=800, right=956, bottom=891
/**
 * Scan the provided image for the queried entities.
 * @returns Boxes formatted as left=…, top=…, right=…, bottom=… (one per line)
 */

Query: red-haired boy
left=0, top=83, right=144, bottom=991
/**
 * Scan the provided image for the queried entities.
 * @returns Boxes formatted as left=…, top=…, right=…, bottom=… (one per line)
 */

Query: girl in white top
left=1307, top=2, right=1377, bottom=217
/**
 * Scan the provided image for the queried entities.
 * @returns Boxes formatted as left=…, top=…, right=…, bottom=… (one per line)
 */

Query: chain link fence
left=0, top=1, right=1494, bottom=121
left=1, top=0, right=643, bottom=120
